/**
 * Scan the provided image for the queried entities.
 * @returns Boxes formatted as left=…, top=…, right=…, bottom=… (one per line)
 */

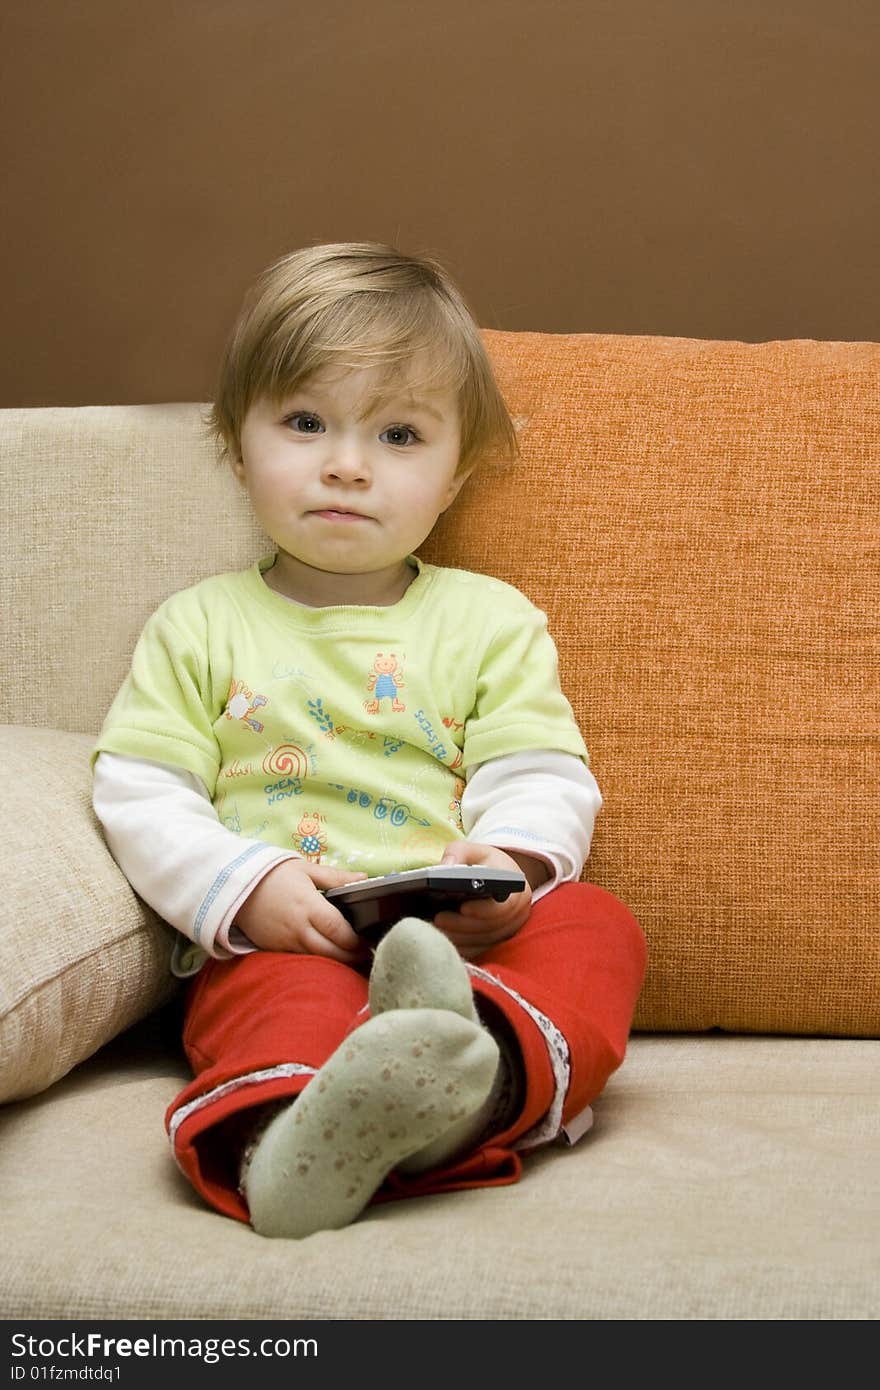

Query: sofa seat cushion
left=0, top=725, right=178, bottom=1103
left=0, top=1025, right=875, bottom=1319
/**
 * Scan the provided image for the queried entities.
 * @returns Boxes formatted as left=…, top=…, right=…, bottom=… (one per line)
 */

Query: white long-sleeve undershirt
left=92, top=750, right=601, bottom=970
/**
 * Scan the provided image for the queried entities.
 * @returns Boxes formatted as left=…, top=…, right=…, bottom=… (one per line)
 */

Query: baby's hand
left=233, top=860, right=369, bottom=962
left=431, top=842, right=547, bottom=960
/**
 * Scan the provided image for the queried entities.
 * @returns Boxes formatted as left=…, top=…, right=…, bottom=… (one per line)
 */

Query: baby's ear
left=443, top=468, right=472, bottom=510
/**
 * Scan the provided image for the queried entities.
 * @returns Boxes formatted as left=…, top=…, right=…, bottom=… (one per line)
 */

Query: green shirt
left=95, top=556, right=588, bottom=877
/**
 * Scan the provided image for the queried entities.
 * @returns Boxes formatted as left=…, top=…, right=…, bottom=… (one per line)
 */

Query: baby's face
left=235, top=361, right=465, bottom=603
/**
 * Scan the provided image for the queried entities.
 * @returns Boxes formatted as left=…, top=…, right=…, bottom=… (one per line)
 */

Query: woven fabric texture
left=425, top=333, right=880, bottom=1037
left=0, top=727, right=178, bottom=1102
left=1, top=332, right=877, bottom=1038
left=0, top=1030, right=876, bottom=1319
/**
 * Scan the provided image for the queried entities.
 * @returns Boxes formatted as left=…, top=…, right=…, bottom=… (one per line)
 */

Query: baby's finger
left=441, top=924, right=519, bottom=958
left=305, top=863, right=369, bottom=889
left=453, top=897, right=509, bottom=920
left=432, top=913, right=511, bottom=945
left=307, top=903, right=367, bottom=958
left=298, top=927, right=366, bottom=965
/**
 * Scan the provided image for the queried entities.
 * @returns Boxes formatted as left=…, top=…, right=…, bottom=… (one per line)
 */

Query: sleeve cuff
left=200, top=849, right=304, bottom=956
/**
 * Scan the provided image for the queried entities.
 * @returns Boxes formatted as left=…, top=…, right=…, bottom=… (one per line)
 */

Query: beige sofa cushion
left=0, top=726, right=178, bottom=1103
left=1, top=1030, right=876, bottom=1319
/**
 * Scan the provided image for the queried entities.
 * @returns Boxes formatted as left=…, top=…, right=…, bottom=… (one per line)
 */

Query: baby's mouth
left=309, top=508, right=373, bottom=522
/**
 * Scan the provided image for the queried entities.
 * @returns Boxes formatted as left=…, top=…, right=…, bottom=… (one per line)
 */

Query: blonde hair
left=207, top=241, right=518, bottom=475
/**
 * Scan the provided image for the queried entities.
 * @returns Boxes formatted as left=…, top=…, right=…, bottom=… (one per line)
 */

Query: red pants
left=166, top=882, right=646, bottom=1223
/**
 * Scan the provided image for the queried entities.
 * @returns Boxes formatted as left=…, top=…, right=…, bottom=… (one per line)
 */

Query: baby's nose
left=322, top=440, right=370, bottom=483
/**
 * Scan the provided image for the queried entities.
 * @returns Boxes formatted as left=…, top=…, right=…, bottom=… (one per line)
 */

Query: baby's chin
left=264, top=551, right=418, bottom=606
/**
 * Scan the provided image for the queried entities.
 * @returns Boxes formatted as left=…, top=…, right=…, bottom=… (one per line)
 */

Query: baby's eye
left=285, top=412, right=325, bottom=434
left=380, top=424, right=420, bottom=447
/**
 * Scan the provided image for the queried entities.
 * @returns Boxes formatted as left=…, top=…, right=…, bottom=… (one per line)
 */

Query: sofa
left=1, top=329, right=877, bottom=1323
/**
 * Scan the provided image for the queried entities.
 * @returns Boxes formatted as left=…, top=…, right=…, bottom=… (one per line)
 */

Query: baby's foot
left=368, top=916, right=511, bottom=1175
left=242, top=1008, right=498, bottom=1239
left=368, top=915, right=478, bottom=1020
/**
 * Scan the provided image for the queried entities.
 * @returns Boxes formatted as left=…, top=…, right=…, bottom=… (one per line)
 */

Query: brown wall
left=2, top=0, right=878, bottom=407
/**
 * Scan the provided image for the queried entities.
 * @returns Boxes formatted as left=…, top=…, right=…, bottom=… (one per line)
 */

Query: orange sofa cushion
left=421, top=330, right=879, bottom=1036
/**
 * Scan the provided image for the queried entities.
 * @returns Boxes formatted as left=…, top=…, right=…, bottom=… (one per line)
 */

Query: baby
left=92, top=241, right=646, bottom=1238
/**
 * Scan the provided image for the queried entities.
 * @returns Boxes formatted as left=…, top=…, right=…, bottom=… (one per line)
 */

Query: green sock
left=368, top=914, right=480, bottom=1021
left=368, top=916, right=507, bottom=1174
left=242, top=1007, right=499, bottom=1240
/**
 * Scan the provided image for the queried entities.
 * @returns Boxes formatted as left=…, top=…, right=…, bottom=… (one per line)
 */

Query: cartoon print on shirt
left=214, top=790, right=241, bottom=835
left=448, top=776, right=465, bottom=828
left=306, top=695, right=403, bottom=751
left=306, top=696, right=336, bottom=737
left=224, top=679, right=268, bottom=733
left=329, top=783, right=430, bottom=829
left=368, top=758, right=457, bottom=868
left=294, top=811, right=327, bottom=862
left=365, top=653, right=405, bottom=714
left=262, top=744, right=310, bottom=779
left=441, top=716, right=465, bottom=770
left=221, top=758, right=253, bottom=780
left=262, top=743, right=317, bottom=805
left=401, top=826, right=452, bottom=865
left=413, top=708, right=462, bottom=768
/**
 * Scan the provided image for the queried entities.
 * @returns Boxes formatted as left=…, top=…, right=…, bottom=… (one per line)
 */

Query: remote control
left=324, top=864, right=526, bottom=940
